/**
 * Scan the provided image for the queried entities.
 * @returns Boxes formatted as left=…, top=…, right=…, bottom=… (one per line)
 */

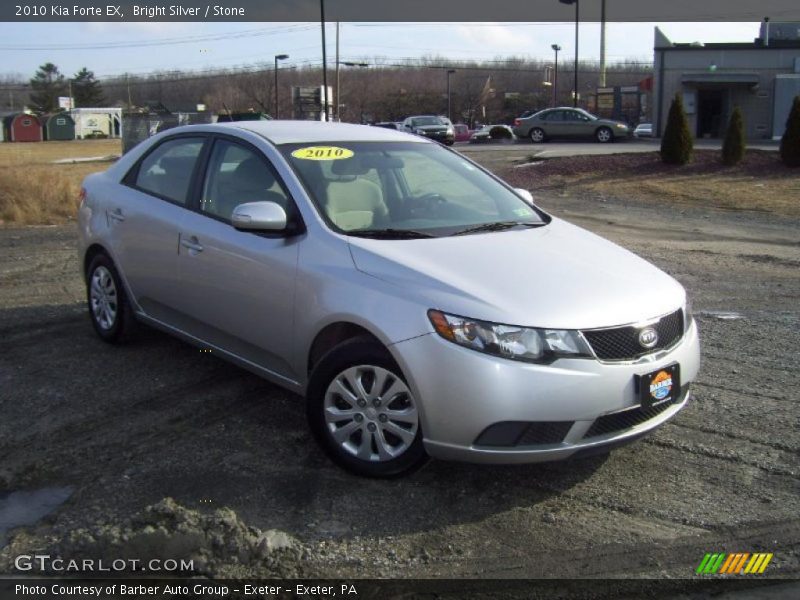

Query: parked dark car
left=401, top=115, right=455, bottom=145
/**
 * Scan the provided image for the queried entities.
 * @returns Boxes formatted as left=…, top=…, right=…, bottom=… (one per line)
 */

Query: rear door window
left=132, top=137, right=205, bottom=205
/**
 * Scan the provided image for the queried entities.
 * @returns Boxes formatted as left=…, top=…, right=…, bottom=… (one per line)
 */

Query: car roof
left=213, top=120, right=427, bottom=145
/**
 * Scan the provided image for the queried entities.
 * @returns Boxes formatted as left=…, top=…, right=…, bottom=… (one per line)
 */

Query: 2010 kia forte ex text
left=77, top=121, right=700, bottom=477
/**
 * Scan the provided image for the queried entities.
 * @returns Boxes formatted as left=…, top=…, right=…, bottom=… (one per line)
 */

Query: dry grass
left=0, top=139, right=121, bottom=225
left=502, top=150, right=800, bottom=216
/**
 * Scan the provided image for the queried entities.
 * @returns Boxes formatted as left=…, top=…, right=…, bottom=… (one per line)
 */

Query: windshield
left=280, top=141, right=547, bottom=237
left=410, top=117, right=445, bottom=127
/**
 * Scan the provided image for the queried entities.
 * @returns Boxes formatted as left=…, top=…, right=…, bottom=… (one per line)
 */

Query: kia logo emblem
left=639, top=327, right=659, bottom=349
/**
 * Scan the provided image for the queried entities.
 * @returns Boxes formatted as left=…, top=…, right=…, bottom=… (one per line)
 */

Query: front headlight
left=615, top=123, right=628, bottom=129
left=414, top=128, right=425, bottom=134
left=446, top=127, right=454, bottom=135
left=428, top=310, right=592, bottom=364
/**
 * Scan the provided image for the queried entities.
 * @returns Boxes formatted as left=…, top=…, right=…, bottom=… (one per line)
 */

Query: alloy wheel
left=323, top=365, right=419, bottom=462
left=90, top=266, right=118, bottom=330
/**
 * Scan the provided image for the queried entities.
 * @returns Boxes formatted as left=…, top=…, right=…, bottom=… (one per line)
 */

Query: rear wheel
left=307, top=337, right=428, bottom=478
left=596, top=127, right=613, bottom=143
left=529, top=128, right=545, bottom=143
left=86, top=253, right=136, bottom=343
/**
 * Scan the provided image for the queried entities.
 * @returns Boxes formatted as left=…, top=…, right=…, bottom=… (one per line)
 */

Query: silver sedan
left=78, top=121, right=699, bottom=477
left=513, top=107, right=631, bottom=143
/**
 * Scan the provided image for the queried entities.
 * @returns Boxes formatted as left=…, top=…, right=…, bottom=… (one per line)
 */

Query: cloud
left=454, top=23, right=533, bottom=52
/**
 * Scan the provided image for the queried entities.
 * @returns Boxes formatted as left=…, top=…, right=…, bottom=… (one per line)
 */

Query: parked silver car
left=634, top=122, right=654, bottom=138
left=78, top=121, right=699, bottom=477
left=513, top=107, right=631, bottom=143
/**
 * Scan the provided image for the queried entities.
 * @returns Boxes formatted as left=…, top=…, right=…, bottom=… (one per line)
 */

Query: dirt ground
left=0, top=164, right=798, bottom=591
left=0, top=139, right=799, bottom=592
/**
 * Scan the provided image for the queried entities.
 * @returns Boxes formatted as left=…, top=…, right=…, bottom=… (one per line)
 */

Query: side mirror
left=231, top=201, right=287, bottom=231
left=514, top=188, right=534, bottom=205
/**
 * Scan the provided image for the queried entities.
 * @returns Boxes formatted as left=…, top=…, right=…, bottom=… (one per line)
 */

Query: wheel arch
left=83, top=243, right=111, bottom=279
left=307, top=321, right=386, bottom=376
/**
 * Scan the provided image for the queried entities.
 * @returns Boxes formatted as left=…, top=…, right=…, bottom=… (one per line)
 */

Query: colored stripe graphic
left=697, top=553, right=727, bottom=574
left=697, top=553, right=773, bottom=575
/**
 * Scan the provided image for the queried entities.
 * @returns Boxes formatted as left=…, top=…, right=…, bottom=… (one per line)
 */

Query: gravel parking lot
left=0, top=178, right=798, bottom=586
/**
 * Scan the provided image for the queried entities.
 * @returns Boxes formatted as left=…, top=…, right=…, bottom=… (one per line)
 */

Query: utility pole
left=335, top=22, right=340, bottom=121
left=320, top=0, right=329, bottom=121
left=559, top=0, right=579, bottom=107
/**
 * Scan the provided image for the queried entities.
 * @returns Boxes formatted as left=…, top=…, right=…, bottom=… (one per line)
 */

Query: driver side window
left=201, top=140, right=290, bottom=221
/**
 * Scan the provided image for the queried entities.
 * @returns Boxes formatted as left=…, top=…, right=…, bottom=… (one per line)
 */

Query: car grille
left=582, top=309, right=684, bottom=361
left=582, top=384, right=690, bottom=439
left=474, top=421, right=574, bottom=448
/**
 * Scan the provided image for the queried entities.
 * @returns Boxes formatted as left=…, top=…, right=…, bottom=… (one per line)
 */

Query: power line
left=0, top=24, right=317, bottom=51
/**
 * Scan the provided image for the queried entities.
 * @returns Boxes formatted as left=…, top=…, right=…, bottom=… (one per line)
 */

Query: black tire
left=307, top=337, right=428, bottom=478
left=86, top=253, right=136, bottom=343
left=529, top=128, right=546, bottom=143
left=596, top=126, right=614, bottom=143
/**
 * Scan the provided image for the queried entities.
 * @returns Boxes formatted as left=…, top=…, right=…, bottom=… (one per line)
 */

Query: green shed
left=44, top=113, right=76, bottom=141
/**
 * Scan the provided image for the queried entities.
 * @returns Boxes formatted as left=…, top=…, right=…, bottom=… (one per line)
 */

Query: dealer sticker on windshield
left=291, top=146, right=354, bottom=160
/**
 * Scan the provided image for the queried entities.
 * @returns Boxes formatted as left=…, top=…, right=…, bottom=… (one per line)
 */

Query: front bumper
left=418, top=131, right=454, bottom=143
left=391, top=318, right=700, bottom=464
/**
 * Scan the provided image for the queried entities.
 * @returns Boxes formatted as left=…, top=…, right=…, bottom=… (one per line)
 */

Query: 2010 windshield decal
left=291, top=146, right=354, bottom=160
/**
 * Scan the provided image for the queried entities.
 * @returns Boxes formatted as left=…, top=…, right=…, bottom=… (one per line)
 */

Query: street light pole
left=274, top=54, right=289, bottom=119
left=559, top=0, right=579, bottom=107
left=599, top=0, right=607, bottom=87
left=446, top=69, right=456, bottom=121
left=551, top=44, right=561, bottom=107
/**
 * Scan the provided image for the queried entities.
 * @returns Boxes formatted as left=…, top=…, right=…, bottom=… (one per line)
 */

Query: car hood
left=347, top=218, right=685, bottom=330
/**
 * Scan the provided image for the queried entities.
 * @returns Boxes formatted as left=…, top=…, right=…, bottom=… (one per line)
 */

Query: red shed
left=6, top=113, right=43, bottom=142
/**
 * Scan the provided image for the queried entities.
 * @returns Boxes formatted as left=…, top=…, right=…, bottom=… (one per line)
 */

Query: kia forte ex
left=78, top=121, right=700, bottom=477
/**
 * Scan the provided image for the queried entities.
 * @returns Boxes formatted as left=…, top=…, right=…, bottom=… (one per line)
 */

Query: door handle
left=180, top=236, right=204, bottom=253
left=108, top=208, right=125, bottom=222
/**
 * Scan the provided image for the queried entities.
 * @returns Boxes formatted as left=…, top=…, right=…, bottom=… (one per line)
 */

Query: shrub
left=660, top=93, right=693, bottom=165
left=722, top=106, right=746, bottom=166
left=780, top=95, right=800, bottom=167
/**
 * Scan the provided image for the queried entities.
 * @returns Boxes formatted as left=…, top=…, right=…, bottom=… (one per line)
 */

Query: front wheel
left=86, top=253, right=136, bottom=343
left=307, top=337, right=428, bottom=478
left=529, top=128, right=545, bottom=143
left=596, top=127, right=614, bottom=143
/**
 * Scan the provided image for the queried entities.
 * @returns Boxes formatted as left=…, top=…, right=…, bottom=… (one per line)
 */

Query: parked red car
left=453, top=123, right=472, bottom=143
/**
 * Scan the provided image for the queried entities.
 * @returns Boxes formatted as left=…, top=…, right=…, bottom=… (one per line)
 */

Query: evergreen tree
left=29, top=62, right=67, bottom=114
left=660, top=93, right=693, bottom=165
left=721, top=106, right=746, bottom=166
left=779, top=95, right=800, bottom=167
left=72, top=67, right=106, bottom=108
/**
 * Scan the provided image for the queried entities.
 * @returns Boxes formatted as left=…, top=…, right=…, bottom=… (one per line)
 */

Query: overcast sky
left=0, top=21, right=762, bottom=80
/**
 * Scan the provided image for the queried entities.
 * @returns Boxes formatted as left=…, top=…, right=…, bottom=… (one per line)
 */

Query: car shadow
left=1, top=302, right=608, bottom=542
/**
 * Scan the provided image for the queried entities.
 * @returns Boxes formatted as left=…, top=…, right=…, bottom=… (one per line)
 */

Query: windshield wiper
left=452, top=221, right=544, bottom=236
left=348, top=228, right=435, bottom=239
